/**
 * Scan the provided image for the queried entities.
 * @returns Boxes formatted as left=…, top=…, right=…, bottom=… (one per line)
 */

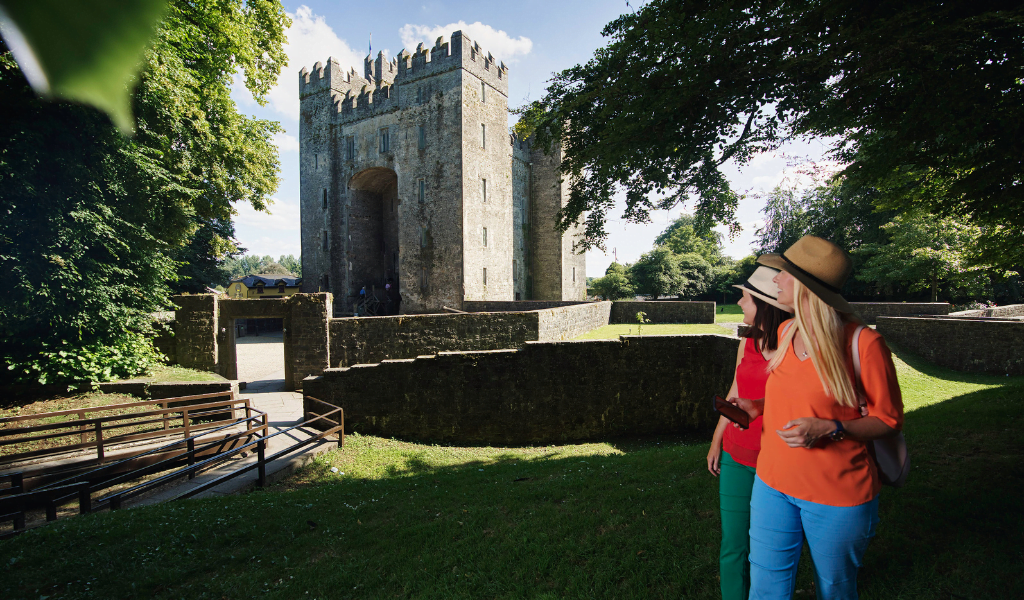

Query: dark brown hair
left=740, top=295, right=790, bottom=353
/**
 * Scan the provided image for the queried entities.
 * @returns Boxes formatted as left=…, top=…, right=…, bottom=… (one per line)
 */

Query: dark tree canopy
left=519, top=0, right=1024, bottom=249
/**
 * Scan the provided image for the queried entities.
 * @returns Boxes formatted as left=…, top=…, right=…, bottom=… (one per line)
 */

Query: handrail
left=0, top=392, right=236, bottom=425
left=0, top=396, right=249, bottom=467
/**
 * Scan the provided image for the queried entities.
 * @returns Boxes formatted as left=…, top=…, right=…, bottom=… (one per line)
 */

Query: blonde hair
left=767, top=279, right=862, bottom=408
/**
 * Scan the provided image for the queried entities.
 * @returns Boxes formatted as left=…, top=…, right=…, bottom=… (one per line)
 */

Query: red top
left=723, top=337, right=769, bottom=467
left=758, top=321, right=903, bottom=506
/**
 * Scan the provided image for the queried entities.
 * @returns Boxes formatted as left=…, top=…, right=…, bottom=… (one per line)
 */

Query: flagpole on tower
left=369, top=33, right=372, bottom=56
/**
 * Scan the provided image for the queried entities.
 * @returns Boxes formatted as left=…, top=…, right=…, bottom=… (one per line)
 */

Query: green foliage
left=0, top=0, right=168, bottom=130
left=635, top=310, right=650, bottom=335
left=520, top=0, right=1024, bottom=249
left=855, top=210, right=993, bottom=302
left=590, top=262, right=635, bottom=300
left=223, top=254, right=302, bottom=278
left=3, top=332, right=163, bottom=389
left=628, top=248, right=712, bottom=299
left=0, top=0, right=290, bottom=387
left=655, top=214, right=722, bottom=265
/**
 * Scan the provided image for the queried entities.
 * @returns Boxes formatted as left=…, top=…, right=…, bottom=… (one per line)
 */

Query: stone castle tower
left=298, top=30, right=586, bottom=313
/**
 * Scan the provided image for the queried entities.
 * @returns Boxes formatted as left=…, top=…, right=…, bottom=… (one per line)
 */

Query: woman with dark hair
left=707, top=266, right=793, bottom=600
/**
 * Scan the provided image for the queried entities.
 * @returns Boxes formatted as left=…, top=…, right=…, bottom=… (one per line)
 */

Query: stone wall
left=949, top=303, right=1024, bottom=318
left=610, top=301, right=715, bottom=324
left=876, top=316, right=1024, bottom=375
left=172, top=295, right=218, bottom=371
left=850, top=302, right=950, bottom=325
left=303, top=334, right=738, bottom=445
left=328, top=311, right=539, bottom=367
left=537, top=301, right=612, bottom=341
left=286, top=293, right=333, bottom=389
left=464, top=300, right=589, bottom=312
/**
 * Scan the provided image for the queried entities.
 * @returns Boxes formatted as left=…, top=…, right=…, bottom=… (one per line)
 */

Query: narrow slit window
left=416, top=86, right=423, bottom=103
left=481, top=178, right=487, bottom=203
left=420, top=267, right=427, bottom=289
left=322, top=189, right=327, bottom=210
left=418, top=179, right=425, bottom=203
left=480, top=123, right=486, bottom=149
left=322, top=231, right=328, bottom=253
left=573, top=267, right=576, bottom=282
left=418, top=125, right=426, bottom=149
left=481, top=81, right=486, bottom=103
left=346, top=136, right=355, bottom=160
left=379, top=128, right=390, bottom=153
left=483, top=267, right=487, bottom=286
left=482, top=227, right=488, bottom=247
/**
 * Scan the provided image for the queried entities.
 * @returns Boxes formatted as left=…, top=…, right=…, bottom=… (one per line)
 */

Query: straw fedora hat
left=733, top=266, right=794, bottom=312
left=757, top=235, right=855, bottom=313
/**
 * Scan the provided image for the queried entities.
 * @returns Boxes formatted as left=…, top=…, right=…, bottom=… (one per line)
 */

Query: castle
left=298, top=30, right=586, bottom=313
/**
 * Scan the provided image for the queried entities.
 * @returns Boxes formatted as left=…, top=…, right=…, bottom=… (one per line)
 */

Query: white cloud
left=256, top=5, right=363, bottom=120
left=234, top=198, right=300, bottom=232
left=271, top=132, right=300, bottom=153
left=399, top=21, right=532, bottom=64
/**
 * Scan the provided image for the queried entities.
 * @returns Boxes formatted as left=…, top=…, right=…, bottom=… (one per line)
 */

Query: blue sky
left=231, top=1, right=833, bottom=277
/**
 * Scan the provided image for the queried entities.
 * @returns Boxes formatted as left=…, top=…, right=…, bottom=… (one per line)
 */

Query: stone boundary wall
left=850, top=302, right=950, bottom=325
left=172, top=296, right=218, bottom=371
left=329, top=312, right=540, bottom=368
left=463, top=300, right=589, bottom=312
left=949, top=304, right=1024, bottom=319
left=876, top=316, right=1024, bottom=375
left=537, top=301, right=612, bottom=341
left=303, top=335, right=738, bottom=445
left=610, top=301, right=715, bottom=324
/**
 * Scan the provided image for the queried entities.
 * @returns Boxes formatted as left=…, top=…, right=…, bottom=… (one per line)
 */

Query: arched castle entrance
left=348, top=167, right=400, bottom=307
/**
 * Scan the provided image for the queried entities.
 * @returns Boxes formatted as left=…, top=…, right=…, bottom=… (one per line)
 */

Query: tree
left=591, top=262, right=635, bottom=300
left=855, top=211, right=992, bottom=302
left=278, top=255, right=302, bottom=276
left=629, top=248, right=682, bottom=300
left=675, top=252, right=714, bottom=299
left=0, top=0, right=289, bottom=386
left=655, top=214, right=722, bottom=265
left=517, top=0, right=1024, bottom=249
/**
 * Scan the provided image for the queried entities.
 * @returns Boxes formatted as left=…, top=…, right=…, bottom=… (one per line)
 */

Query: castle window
left=420, top=227, right=428, bottom=248
left=418, top=179, right=425, bottom=203
left=483, top=268, right=487, bottom=286
left=480, top=123, right=486, bottom=149
left=481, top=178, right=487, bottom=203
left=323, top=274, right=329, bottom=290
left=417, top=125, right=426, bottom=149
left=420, top=267, right=427, bottom=290
left=322, top=230, right=328, bottom=253
left=379, top=128, right=390, bottom=153
left=482, top=227, right=488, bottom=247
left=345, top=136, right=354, bottom=160
left=315, top=154, right=318, bottom=170
left=481, top=81, right=486, bottom=103
left=573, top=267, right=576, bottom=283
left=416, top=86, right=423, bottom=103
left=322, top=189, right=327, bottom=210
left=513, top=260, right=518, bottom=283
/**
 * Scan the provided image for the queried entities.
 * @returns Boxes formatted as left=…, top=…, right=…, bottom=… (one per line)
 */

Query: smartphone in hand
left=713, top=395, right=750, bottom=429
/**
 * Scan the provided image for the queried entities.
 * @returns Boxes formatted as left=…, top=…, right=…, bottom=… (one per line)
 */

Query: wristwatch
left=829, top=420, right=846, bottom=442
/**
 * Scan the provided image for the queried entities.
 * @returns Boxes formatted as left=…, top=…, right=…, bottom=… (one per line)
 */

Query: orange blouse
left=757, top=321, right=904, bottom=506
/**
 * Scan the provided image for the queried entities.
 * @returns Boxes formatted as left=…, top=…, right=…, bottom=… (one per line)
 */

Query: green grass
left=715, top=303, right=745, bottom=323
left=2, top=351, right=1022, bottom=599
left=142, top=364, right=225, bottom=382
left=575, top=323, right=733, bottom=339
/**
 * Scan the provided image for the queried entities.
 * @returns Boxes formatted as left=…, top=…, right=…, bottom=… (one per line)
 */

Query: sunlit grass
left=714, top=303, right=745, bottom=323
left=575, top=323, right=733, bottom=339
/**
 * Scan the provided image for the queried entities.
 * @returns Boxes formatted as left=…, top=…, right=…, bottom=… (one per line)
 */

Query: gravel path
left=235, top=331, right=284, bottom=382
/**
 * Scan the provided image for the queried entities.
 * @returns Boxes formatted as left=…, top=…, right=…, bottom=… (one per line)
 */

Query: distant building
left=228, top=274, right=302, bottom=299
left=299, top=29, right=586, bottom=314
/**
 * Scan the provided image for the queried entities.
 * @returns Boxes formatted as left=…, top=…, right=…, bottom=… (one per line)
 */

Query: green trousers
left=719, top=451, right=756, bottom=600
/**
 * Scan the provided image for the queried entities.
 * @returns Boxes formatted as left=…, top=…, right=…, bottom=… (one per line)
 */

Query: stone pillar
left=171, top=295, right=219, bottom=372
left=285, top=293, right=332, bottom=390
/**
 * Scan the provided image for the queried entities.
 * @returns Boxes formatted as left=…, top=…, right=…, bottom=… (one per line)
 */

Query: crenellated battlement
left=300, top=30, right=511, bottom=104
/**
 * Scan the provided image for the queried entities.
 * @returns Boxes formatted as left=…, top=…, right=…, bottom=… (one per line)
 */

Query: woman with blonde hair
left=707, top=266, right=793, bottom=600
left=739, top=235, right=904, bottom=600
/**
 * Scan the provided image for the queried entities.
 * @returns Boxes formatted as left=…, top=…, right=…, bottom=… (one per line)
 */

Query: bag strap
left=851, top=325, right=868, bottom=416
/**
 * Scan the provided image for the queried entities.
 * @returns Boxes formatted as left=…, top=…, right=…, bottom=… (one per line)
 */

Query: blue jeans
left=748, top=476, right=879, bottom=600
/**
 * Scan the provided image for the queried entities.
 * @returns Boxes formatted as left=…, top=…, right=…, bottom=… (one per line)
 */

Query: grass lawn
left=2, top=349, right=1022, bottom=599
left=575, top=323, right=733, bottom=339
left=715, top=303, right=745, bottom=323
left=142, top=364, right=225, bottom=382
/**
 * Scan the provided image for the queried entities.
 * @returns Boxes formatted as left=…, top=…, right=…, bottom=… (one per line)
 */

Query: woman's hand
left=729, top=397, right=764, bottom=428
left=776, top=418, right=835, bottom=448
left=707, top=443, right=722, bottom=476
